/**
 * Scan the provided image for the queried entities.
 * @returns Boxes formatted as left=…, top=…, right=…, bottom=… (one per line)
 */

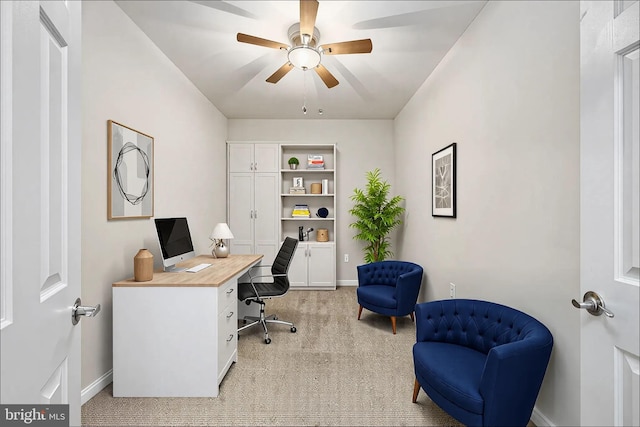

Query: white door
left=0, top=1, right=86, bottom=425
left=228, top=144, right=253, bottom=172
left=308, top=243, right=335, bottom=288
left=228, top=172, right=254, bottom=255
left=254, top=172, right=279, bottom=262
left=288, top=243, right=308, bottom=288
left=579, top=1, right=640, bottom=425
left=253, top=143, right=279, bottom=172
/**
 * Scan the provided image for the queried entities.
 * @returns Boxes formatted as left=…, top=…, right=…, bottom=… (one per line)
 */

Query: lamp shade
left=210, top=223, right=234, bottom=240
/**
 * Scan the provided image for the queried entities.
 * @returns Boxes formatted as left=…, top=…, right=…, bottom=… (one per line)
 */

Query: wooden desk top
left=112, top=254, right=263, bottom=288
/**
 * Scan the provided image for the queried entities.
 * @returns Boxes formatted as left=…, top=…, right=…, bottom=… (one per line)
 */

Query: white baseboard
left=531, top=406, right=554, bottom=427
left=81, top=369, right=112, bottom=405
left=337, top=280, right=358, bottom=287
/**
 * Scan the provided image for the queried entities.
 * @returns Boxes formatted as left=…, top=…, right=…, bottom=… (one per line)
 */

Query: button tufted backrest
left=357, top=260, right=423, bottom=287
left=415, top=299, right=552, bottom=355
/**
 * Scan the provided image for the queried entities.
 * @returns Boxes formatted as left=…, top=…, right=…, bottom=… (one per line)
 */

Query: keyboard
left=185, top=263, right=212, bottom=273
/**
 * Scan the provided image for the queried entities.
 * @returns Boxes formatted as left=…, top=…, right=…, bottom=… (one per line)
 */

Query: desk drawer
left=218, top=280, right=237, bottom=313
left=218, top=305, right=237, bottom=378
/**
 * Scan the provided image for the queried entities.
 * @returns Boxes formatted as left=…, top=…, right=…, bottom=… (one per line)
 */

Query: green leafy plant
left=288, top=157, right=299, bottom=165
left=349, top=168, right=405, bottom=263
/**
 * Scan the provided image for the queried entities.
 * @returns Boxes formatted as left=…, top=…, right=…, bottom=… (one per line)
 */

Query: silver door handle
left=72, top=297, right=101, bottom=325
left=571, top=291, right=614, bottom=318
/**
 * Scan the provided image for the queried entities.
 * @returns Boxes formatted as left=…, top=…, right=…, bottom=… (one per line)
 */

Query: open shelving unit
left=280, top=144, right=336, bottom=289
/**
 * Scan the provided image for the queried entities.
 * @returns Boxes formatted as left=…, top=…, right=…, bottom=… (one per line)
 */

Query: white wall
left=394, top=1, right=580, bottom=425
left=81, top=1, right=227, bottom=391
left=228, top=119, right=394, bottom=283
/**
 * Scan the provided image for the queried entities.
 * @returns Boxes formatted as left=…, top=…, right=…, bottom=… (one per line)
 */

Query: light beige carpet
left=81, top=287, right=462, bottom=426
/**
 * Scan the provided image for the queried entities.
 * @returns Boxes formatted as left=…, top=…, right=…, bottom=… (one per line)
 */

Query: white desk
left=112, top=254, right=263, bottom=397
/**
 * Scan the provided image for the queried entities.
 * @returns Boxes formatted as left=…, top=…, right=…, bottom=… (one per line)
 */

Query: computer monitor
left=154, top=217, right=196, bottom=272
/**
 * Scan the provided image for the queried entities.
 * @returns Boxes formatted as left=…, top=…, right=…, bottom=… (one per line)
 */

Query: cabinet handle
left=226, top=311, right=234, bottom=318
left=250, top=162, right=254, bottom=171
left=255, top=162, right=258, bottom=170
left=226, top=334, right=234, bottom=342
left=226, top=288, right=234, bottom=294
left=254, top=210, right=258, bottom=219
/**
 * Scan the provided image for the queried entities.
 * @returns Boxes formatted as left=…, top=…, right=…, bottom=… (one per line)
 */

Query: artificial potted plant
left=349, top=168, right=405, bottom=263
left=288, top=157, right=299, bottom=170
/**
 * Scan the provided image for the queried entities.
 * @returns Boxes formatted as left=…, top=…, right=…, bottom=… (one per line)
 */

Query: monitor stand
left=164, top=264, right=187, bottom=273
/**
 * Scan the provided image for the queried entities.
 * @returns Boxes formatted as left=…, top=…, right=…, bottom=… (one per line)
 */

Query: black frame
left=432, top=142, right=456, bottom=218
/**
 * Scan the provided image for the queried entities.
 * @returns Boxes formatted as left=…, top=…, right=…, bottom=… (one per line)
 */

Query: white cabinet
left=229, top=143, right=279, bottom=173
left=228, top=143, right=337, bottom=290
left=112, top=254, right=262, bottom=397
left=228, top=143, right=279, bottom=262
left=289, top=242, right=336, bottom=289
left=279, top=144, right=336, bottom=290
left=216, top=279, right=238, bottom=383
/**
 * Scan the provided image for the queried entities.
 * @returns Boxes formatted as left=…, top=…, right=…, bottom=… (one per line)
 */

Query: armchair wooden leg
left=410, top=311, right=415, bottom=322
left=390, top=316, right=397, bottom=334
left=412, top=378, right=421, bottom=403
left=357, top=305, right=363, bottom=320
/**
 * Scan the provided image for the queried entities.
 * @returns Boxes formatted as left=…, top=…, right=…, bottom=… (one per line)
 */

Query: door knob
left=72, top=297, right=101, bottom=325
left=571, top=291, right=614, bottom=318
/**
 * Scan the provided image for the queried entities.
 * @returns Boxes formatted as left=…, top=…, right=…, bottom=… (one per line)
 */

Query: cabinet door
left=254, top=144, right=279, bottom=172
left=228, top=144, right=254, bottom=172
left=228, top=173, right=254, bottom=255
left=288, top=243, right=308, bottom=288
left=254, top=172, right=279, bottom=261
left=308, top=243, right=335, bottom=288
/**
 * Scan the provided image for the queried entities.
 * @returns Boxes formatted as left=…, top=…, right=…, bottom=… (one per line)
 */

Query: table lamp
left=210, top=223, right=234, bottom=258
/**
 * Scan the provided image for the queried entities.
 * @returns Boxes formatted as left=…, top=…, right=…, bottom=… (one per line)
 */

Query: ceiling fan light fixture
left=288, top=46, right=321, bottom=70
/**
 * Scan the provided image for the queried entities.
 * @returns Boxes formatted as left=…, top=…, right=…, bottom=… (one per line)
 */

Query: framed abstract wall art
left=432, top=142, right=456, bottom=218
left=107, top=120, right=154, bottom=219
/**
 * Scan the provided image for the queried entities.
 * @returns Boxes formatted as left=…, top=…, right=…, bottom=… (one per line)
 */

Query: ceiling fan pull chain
left=302, top=70, right=308, bottom=114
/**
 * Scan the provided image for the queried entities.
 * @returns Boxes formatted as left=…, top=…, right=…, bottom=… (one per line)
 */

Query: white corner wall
left=81, top=1, right=227, bottom=392
left=228, top=119, right=394, bottom=284
left=394, top=1, right=580, bottom=425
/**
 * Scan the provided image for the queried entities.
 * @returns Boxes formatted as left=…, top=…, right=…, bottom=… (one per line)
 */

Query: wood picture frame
left=432, top=142, right=456, bottom=218
left=107, top=120, right=154, bottom=219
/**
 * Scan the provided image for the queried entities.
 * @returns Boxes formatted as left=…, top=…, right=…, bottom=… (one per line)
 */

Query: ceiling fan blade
left=300, top=0, right=319, bottom=38
left=237, top=33, right=288, bottom=50
left=321, top=39, right=373, bottom=55
left=314, top=64, right=339, bottom=88
left=266, top=63, right=294, bottom=84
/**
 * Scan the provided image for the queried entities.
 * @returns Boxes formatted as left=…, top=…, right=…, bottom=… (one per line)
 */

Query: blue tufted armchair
left=356, top=261, right=423, bottom=334
left=412, top=299, right=553, bottom=427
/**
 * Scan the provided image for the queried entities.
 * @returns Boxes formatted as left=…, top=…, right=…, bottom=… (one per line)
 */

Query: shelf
left=281, top=194, right=334, bottom=197
left=281, top=169, right=334, bottom=173
left=282, top=217, right=334, bottom=221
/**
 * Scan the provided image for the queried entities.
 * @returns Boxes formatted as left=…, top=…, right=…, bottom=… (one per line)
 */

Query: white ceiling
left=116, top=0, right=487, bottom=119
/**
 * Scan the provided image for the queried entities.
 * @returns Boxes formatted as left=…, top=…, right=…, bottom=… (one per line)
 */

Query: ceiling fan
left=236, top=0, right=373, bottom=89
